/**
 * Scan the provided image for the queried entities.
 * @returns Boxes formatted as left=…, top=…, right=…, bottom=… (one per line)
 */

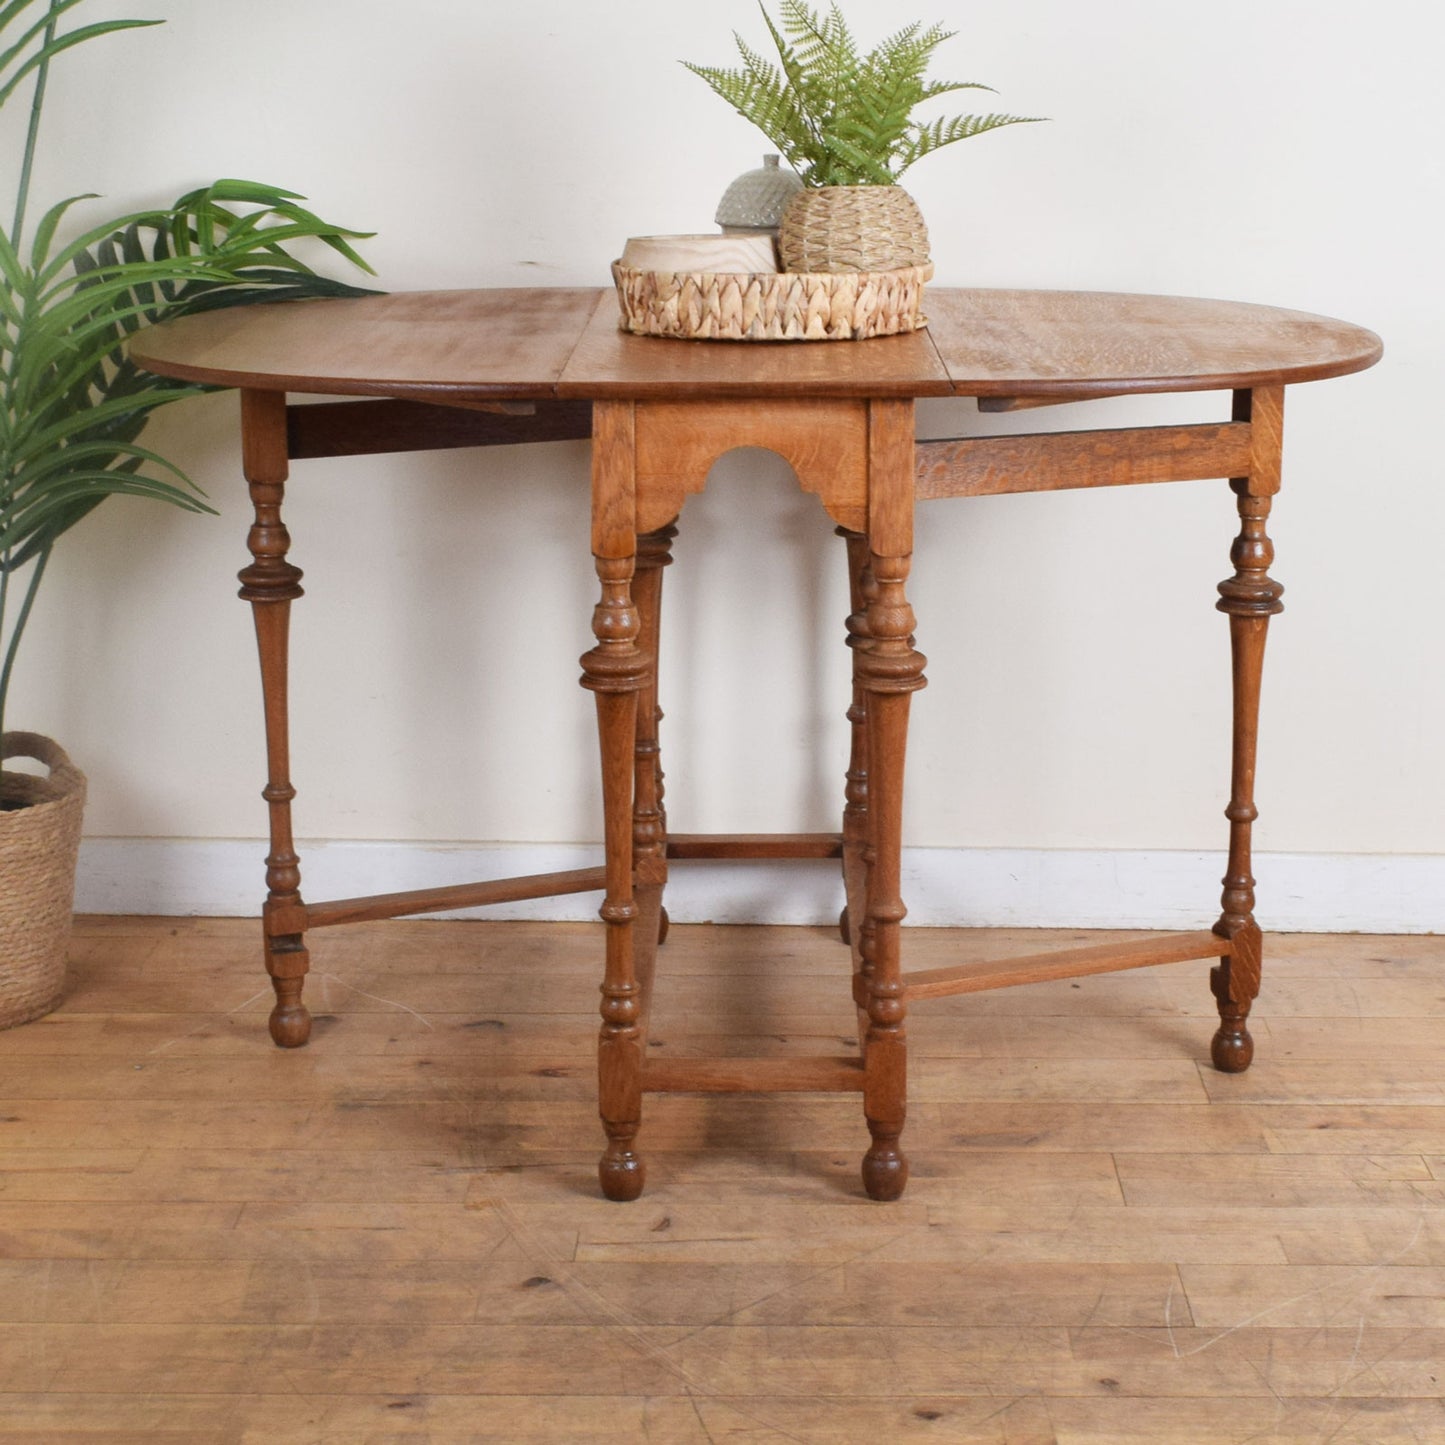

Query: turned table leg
left=582, top=552, right=649, bottom=1199
left=857, top=549, right=926, bottom=1198
left=582, top=402, right=650, bottom=1200
left=236, top=390, right=311, bottom=1048
left=1211, top=387, right=1285, bottom=1072
left=857, top=400, right=926, bottom=1200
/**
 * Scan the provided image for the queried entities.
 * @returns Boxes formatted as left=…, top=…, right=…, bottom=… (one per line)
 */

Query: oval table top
left=129, top=286, right=1382, bottom=404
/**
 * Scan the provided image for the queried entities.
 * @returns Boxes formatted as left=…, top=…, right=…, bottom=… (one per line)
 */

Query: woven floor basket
left=1, top=733, right=86, bottom=1029
left=613, top=261, right=932, bottom=341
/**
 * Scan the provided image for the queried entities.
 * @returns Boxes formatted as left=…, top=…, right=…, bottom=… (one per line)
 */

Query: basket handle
left=2, top=731, right=83, bottom=786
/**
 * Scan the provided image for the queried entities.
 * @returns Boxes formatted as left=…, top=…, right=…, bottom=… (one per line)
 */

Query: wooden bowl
left=620, top=233, right=779, bottom=275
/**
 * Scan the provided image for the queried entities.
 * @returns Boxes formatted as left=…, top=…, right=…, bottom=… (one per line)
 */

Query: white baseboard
left=75, top=838, right=1442, bottom=933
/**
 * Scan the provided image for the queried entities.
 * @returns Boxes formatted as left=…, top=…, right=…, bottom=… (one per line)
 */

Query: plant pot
left=1, top=733, right=86, bottom=1029
left=778, top=184, right=931, bottom=273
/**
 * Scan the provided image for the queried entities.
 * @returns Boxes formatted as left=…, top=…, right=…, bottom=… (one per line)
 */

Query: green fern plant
left=683, top=1, right=1043, bottom=187
left=1, top=0, right=377, bottom=743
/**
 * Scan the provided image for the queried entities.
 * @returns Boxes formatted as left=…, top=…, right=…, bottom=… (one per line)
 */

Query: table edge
left=128, top=287, right=1384, bottom=404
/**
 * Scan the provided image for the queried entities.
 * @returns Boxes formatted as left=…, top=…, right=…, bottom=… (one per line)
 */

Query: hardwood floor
left=1, top=917, right=1442, bottom=1443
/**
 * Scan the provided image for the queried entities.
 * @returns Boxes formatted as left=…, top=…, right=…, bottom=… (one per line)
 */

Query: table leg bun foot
left=862, top=1138, right=908, bottom=1201
left=1211, top=1018, right=1254, bottom=1073
left=268, top=984, right=311, bottom=1049
left=599, top=1147, right=646, bottom=1201
left=265, top=937, right=311, bottom=1047
left=1209, top=945, right=1259, bottom=1073
left=657, top=907, right=670, bottom=946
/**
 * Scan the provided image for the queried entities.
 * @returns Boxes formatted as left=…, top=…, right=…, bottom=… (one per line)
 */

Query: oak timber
left=304, top=866, right=607, bottom=930
left=642, top=1056, right=865, bottom=1094
left=903, top=930, right=1234, bottom=1001
left=665, top=833, right=844, bottom=860
left=914, top=421, right=1253, bottom=499
left=130, top=286, right=1383, bottom=406
left=126, top=288, right=1383, bottom=1202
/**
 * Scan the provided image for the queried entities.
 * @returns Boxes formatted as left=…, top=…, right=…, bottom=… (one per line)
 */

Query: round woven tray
left=1, top=732, right=86, bottom=1030
left=612, top=261, right=932, bottom=342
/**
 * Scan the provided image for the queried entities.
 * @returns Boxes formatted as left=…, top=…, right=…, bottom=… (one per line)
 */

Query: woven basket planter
left=778, top=184, right=931, bottom=274
left=0, top=733, right=86, bottom=1029
left=613, top=261, right=932, bottom=342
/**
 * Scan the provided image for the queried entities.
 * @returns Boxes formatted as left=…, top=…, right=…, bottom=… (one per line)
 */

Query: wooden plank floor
left=1, top=918, right=1443, bottom=1443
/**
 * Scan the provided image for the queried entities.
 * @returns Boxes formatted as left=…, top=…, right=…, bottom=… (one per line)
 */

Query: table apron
left=915, top=420, right=1255, bottom=499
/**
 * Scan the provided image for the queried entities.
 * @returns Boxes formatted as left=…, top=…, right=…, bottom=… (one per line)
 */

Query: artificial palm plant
left=1, top=0, right=375, bottom=746
left=685, top=1, right=1042, bottom=271
left=0, top=0, right=375, bottom=1027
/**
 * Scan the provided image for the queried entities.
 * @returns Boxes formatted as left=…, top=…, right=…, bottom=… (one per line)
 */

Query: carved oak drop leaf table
left=131, top=287, right=1380, bottom=1201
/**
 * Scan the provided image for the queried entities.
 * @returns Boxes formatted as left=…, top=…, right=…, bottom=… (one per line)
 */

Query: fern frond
left=681, top=60, right=816, bottom=175
left=780, top=0, right=857, bottom=79
left=896, top=111, right=1046, bottom=174
left=758, top=3, right=833, bottom=157
left=733, top=34, right=782, bottom=91
left=915, top=78, right=996, bottom=101
left=822, top=133, right=898, bottom=186
left=850, top=51, right=926, bottom=164
left=683, top=3, right=1044, bottom=187
left=867, top=19, right=924, bottom=69
left=759, top=5, right=811, bottom=97
left=732, top=31, right=822, bottom=162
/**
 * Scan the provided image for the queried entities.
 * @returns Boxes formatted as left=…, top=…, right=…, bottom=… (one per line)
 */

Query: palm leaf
left=2, top=5, right=380, bottom=735
left=6, top=387, right=200, bottom=469
left=1, top=482, right=208, bottom=557
left=0, top=0, right=102, bottom=73
left=37, top=204, right=191, bottom=285
left=0, top=16, right=159, bottom=108
left=6, top=435, right=195, bottom=500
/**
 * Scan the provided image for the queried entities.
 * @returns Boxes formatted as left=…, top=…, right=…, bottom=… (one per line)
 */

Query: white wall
left=10, top=1, right=1443, bottom=925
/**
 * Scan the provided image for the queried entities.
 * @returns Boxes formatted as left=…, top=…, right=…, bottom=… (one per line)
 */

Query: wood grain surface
left=128, top=288, right=602, bottom=400
left=632, top=397, right=871, bottom=532
left=914, top=421, right=1254, bottom=499
left=557, top=291, right=952, bottom=398
left=923, top=288, right=1383, bottom=398
left=2, top=916, right=1441, bottom=1442
left=130, top=286, right=1381, bottom=404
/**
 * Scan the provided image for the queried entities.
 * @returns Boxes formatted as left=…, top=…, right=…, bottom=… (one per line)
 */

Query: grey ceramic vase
left=714, top=154, right=804, bottom=236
